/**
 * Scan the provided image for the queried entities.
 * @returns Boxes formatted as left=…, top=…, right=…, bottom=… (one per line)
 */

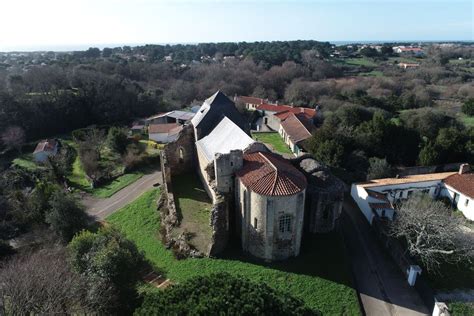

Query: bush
left=0, top=240, right=15, bottom=259
left=69, top=227, right=145, bottom=313
left=136, top=273, right=319, bottom=315
left=462, top=98, right=474, bottom=116
left=367, top=157, right=392, bottom=180
left=45, top=191, right=90, bottom=242
left=107, top=126, right=129, bottom=154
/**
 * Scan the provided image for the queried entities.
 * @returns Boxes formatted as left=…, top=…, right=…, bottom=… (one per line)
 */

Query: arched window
left=279, top=215, right=292, bottom=233
left=178, top=147, right=184, bottom=163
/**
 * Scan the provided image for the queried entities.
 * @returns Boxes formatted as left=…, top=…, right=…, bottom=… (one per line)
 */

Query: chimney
left=459, top=163, right=470, bottom=175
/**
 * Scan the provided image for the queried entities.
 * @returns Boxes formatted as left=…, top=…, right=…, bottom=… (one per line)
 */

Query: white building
left=351, top=164, right=474, bottom=223
left=148, top=123, right=182, bottom=143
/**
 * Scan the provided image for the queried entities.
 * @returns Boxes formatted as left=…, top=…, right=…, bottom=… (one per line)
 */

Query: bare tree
left=0, top=247, right=115, bottom=314
left=1, top=126, right=25, bottom=152
left=390, top=194, right=474, bottom=272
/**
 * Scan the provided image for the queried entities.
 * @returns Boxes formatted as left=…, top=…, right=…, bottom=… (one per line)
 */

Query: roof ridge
left=258, top=152, right=279, bottom=195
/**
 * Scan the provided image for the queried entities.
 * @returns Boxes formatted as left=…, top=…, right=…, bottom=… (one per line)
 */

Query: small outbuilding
left=148, top=123, right=183, bottom=143
left=33, top=139, right=59, bottom=162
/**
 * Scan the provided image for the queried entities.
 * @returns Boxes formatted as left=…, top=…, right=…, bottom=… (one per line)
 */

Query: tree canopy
left=136, top=273, right=319, bottom=315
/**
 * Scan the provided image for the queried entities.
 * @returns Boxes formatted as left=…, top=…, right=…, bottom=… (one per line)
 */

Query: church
left=161, top=91, right=344, bottom=261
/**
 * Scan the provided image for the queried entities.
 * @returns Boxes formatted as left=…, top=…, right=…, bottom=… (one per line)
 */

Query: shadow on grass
left=217, top=231, right=355, bottom=288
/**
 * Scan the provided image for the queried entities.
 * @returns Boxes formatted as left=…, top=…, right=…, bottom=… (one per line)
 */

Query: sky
left=0, top=0, right=472, bottom=51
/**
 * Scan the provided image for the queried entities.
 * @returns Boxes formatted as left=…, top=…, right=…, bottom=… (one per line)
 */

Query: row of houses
left=351, top=164, right=474, bottom=223
left=235, top=96, right=317, bottom=156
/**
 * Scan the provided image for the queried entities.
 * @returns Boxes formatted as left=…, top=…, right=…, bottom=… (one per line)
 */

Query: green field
left=344, top=58, right=378, bottom=67
left=107, top=189, right=360, bottom=315
left=252, top=132, right=293, bottom=155
left=448, top=302, right=474, bottom=316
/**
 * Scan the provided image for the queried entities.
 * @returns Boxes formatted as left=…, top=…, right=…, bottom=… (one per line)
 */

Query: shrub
left=69, top=227, right=145, bottom=313
left=367, top=157, right=392, bottom=180
left=462, top=98, right=474, bottom=116
left=107, top=126, right=129, bottom=154
left=45, top=191, right=90, bottom=242
left=136, top=273, right=319, bottom=315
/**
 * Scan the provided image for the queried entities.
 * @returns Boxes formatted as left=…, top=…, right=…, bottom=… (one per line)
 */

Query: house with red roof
left=256, top=102, right=317, bottom=132
left=278, top=113, right=315, bottom=156
left=234, top=95, right=267, bottom=111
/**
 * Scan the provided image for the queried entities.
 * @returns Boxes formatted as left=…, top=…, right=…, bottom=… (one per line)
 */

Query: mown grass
left=252, top=132, right=293, bottom=155
left=107, top=189, right=361, bottom=315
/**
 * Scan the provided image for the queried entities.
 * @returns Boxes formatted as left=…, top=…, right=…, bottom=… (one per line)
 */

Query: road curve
left=82, top=170, right=162, bottom=220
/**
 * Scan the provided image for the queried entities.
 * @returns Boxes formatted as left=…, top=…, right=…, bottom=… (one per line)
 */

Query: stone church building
left=161, top=91, right=344, bottom=261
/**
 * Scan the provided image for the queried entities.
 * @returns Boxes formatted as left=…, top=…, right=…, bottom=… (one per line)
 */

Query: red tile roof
left=33, top=139, right=57, bottom=154
left=237, top=96, right=265, bottom=105
left=280, top=113, right=314, bottom=144
left=444, top=172, right=474, bottom=199
left=366, top=189, right=389, bottom=202
left=257, top=103, right=317, bottom=118
left=148, top=123, right=182, bottom=134
left=237, top=151, right=307, bottom=196
left=369, top=202, right=393, bottom=210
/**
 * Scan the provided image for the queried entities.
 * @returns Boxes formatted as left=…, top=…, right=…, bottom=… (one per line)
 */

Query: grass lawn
left=251, top=132, right=293, bottom=155
left=171, top=172, right=213, bottom=253
left=91, top=172, right=144, bottom=198
left=12, top=154, right=42, bottom=171
left=107, top=189, right=361, bottom=315
left=344, top=58, right=378, bottom=67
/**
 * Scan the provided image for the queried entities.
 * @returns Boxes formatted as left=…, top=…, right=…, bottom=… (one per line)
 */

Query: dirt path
left=82, top=170, right=162, bottom=220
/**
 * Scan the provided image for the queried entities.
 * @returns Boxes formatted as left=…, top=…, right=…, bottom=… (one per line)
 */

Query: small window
left=466, top=199, right=470, bottom=207
left=381, top=210, right=386, bottom=218
left=230, top=161, right=233, bottom=167
left=254, top=218, right=258, bottom=229
left=279, top=215, right=292, bottom=233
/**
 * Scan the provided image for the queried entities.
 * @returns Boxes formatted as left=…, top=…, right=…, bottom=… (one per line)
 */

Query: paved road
left=342, top=198, right=430, bottom=316
left=82, top=170, right=162, bottom=220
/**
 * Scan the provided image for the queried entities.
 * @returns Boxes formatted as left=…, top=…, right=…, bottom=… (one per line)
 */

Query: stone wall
left=161, top=124, right=195, bottom=179
left=208, top=194, right=230, bottom=256
left=236, top=178, right=305, bottom=261
left=214, top=150, right=244, bottom=193
left=292, top=155, right=346, bottom=234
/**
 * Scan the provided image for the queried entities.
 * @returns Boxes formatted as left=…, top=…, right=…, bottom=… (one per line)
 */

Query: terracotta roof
left=369, top=202, right=393, bottom=210
left=366, top=189, right=389, bottom=202
left=33, top=139, right=57, bottom=154
left=237, top=96, right=265, bottom=105
left=237, top=151, right=307, bottom=196
left=148, top=123, right=182, bottom=134
left=444, top=172, right=474, bottom=199
left=280, top=113, right=313, bottom=144
left=357, top=172, right=456, bottom=188
left=257, top=103, right=317, bottom=117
